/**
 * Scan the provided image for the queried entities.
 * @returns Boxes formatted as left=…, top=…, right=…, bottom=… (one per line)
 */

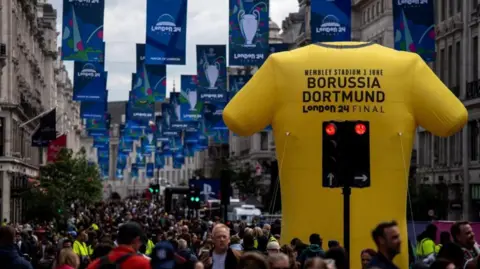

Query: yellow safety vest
left=146, top=240, right=155, bottom=255
left=73, top=241, right=88, bottom=257
left=415, top=238, right=436, bottom=258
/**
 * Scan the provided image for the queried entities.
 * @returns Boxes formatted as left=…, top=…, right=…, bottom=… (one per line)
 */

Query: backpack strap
left=97, top=253, right=137, bottom=269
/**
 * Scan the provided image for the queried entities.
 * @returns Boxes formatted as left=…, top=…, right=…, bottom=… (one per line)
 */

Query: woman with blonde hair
left=55, top=248, right=80, bottom=269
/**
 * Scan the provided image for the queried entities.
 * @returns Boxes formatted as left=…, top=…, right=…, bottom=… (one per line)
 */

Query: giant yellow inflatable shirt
left=223, top=42, right=467, bottom=268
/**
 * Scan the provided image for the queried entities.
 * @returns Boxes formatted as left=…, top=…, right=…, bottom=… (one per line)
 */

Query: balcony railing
left=450, top=86, right=460, bottom=97
left=466, top=79, right=480, bottom=101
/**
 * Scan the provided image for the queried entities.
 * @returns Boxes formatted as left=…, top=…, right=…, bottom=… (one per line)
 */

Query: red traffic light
left=355, top=123, right=367, bottom=135
left=325, top=123, right=336, bottom=136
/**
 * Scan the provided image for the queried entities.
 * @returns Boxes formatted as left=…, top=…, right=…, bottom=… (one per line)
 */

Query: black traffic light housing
left=149, top=183, right=160, bottom=193
left=322, top=121, right=371, bottom=188
left=187, top=184, right=201, bottom=209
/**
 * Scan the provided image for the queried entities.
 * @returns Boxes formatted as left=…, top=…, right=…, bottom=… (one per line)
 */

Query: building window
left=260, top=132, right=268, bottom=151
left=440, top=48, right=446, bottom=81
left=473, top=36, right=479, bottom=81
left=441, top=0, right=446, bottom=21
left=376, top=2, right=380, bottom=15
left=456, top=41, right=461, bottom=87
left=447, top=45, right=453, bottom=87
left=470, top=121, right=479, bottom=161
left=457, top=0, right=462, bottom=13
left=0, top=118, right=4, bottom=156
left=449, top=0, right=454, bottom=16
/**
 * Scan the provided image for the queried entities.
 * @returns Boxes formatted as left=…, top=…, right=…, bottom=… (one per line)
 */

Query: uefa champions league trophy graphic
left=204, top=61, right=220, bottom=89
left=165, top=112, right=171, bottom=127
left=174, top=102, right=181, bottom=120
left=188, top=90, right=197, bottom=111
left=238, top=8, right=260, bottom=47
left=147, top=133, right=154, bottom=145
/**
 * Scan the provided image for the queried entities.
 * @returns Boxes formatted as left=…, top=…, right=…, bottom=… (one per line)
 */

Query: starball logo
left=77, top=63, right=101, bottom=78
left=152, top=14, right=182, bottom=33
left=69, top=0, right=100, bottom=4
left=396, top=0, right=428, bottom=4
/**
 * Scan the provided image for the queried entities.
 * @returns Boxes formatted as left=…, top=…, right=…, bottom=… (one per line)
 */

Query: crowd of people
left=0, top=197, right=479, bottom=269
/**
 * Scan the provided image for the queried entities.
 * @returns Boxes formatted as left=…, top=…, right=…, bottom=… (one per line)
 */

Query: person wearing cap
left=266, top=241, right=281, bottom=256
left=150, top=241, right=187, bottom=269
left=86, top=221, right=150, bottom=269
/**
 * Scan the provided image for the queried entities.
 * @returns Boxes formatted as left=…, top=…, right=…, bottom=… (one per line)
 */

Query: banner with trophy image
left=115, top=168, right=124, bottom=180
left=310, top=0, right=351, bottom=42
left=204, top=102, right=228, bottom=131
left=135, top=145, right=146, bottom=167
left=145, top=0, right=187, bottom=65
left=180, top=75, right=202, bottom=121
left=155, top=115, right=168, bottom=143
left=228, top=75, right=251, bottom=100
left=141, top=129, right=156, bottom=154
left=196, top=45, right=228, bottom=103
left=229, top=0, right=269, bottom=66
left=155, top=147, right=165, bottom=169
left=169, top=92, right=194, bottom=130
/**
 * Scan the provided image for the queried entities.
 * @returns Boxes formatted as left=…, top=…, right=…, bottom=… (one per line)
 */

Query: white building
left=0, top=0, right=78, bottom=222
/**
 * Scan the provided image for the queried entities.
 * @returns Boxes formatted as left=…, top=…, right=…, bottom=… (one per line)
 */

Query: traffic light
left=187, top=184, right=201, bottom=209
left=322, top=121, right=371, bottom=188
left=149, top=183, right=160, bottom=193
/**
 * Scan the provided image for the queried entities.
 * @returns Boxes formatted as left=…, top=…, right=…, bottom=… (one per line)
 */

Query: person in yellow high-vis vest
left=145, top=239, right=155, bottom=255
left=73, top=232, right=90, bottom=268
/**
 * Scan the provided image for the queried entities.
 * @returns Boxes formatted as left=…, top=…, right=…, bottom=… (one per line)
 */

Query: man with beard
left=451, top=221, right=479, bottom=266
left=367, top=221, right=401, bottom=269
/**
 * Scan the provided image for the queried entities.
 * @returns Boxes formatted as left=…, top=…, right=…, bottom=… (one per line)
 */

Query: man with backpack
left=86, top=222, right=151, bottom=269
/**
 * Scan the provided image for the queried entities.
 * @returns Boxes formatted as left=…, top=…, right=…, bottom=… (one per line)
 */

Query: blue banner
left=141, top=130, right=156, bottom=153
left=184, top=143, right=195, bottom=157
left=100, top=163, right=109, bottom=180
left=228, top=75, right=251, bottom=99
left=81, top=100, right=107, bottom=119
left=145, top=0, right=187, bottom=65
left=310, top=0, right=351, bottom=42
left=180, top=75, right=202, bottom=121
left=119, top=138, right=133, bottom=153
left=173, top=150, right=184, bottom=169
left=131, top=163, right=139, bottom=179
left=229, top=0, right=269, bottom=66
left=269, top=43, right=289, bottom=55
left=93, top=136, right=109, bottom=149
left=155, top=148, right=165, bottom=168
left=136, top=44, right=146, bottom=72
left=189, top=179, right=221, bottom=200
left=129, top=91, right=155, bottom=124
left=204, top=103, right=227, bottom=131
left=61, top=0, right=105, bottom=61
left=212, top=129, right=230, bottom=144
left=145, top=65, right=167, bottom=102
left=116, top=168, right=124, bottom=180
left=136, top=145, right=146, bottom=167
left=73, top=62, right=107, bottom=101
left=117, top=153, right=128, bottom=170
left=196, top=45, right=227, bottom=102
left=146, top=163, right=154, bottom=178
left=393, top=0, right=435, bottom=62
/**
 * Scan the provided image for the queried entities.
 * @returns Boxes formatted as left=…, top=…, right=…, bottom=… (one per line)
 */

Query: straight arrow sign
left=354, top=174, right=368, bottom=181
left=327, top=173, right=334, bottom=186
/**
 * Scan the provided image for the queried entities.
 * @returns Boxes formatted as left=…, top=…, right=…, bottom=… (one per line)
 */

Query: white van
left=229, top=204, right=262, bottom=224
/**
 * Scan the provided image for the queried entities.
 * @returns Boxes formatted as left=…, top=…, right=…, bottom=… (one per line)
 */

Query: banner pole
left=19, top=106, right=57, bottom=128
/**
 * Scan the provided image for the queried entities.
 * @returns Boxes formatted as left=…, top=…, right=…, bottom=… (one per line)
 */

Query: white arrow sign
left=327, top=173, right=335, bottom=186
left=354, top=174, right=368, bottom=181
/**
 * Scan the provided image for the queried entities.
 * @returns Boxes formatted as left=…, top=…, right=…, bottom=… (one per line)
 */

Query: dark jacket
left=298, top=244, right=325, bottom=266
left=0, top=244, right=33, bottom=269
left=201, top=248, right=241, bottom=269
left=367, top=253, right=399, bottom=269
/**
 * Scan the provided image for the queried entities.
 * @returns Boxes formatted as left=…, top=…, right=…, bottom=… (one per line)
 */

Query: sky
left=47, top=0, right=299, bottom=101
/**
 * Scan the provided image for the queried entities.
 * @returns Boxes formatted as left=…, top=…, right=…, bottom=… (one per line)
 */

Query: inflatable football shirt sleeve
left=410, top=55, right=468, bottom=137
left=223, top=56, right=277, bottom=136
